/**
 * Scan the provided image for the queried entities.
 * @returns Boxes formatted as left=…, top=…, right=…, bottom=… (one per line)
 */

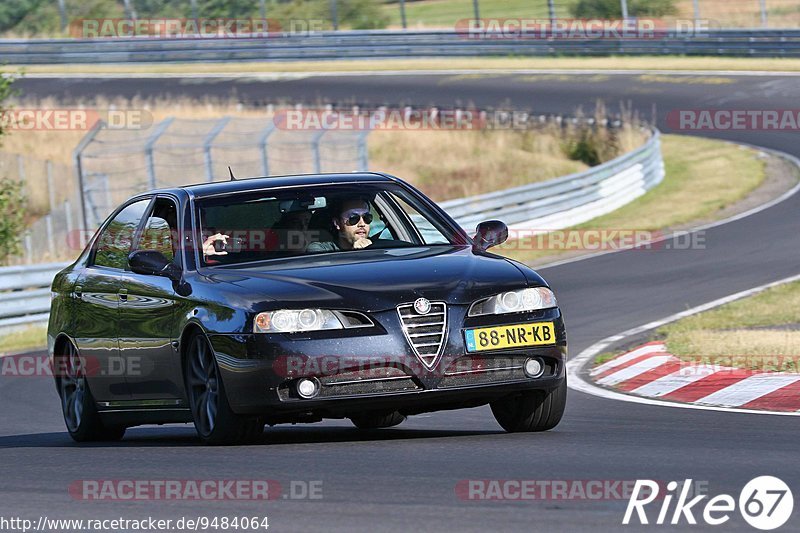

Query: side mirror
left=473, top=220, right=508, bottom=252
left=128, top=250, right=182, bottom=282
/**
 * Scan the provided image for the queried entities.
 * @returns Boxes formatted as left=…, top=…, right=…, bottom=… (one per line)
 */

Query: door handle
left=118, top=288, right=128, bottom=302
left=74, top=285, right=82, bottom=299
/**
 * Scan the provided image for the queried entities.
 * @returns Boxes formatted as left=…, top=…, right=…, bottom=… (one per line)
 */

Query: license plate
left=464, top=322, right=556, bottom=353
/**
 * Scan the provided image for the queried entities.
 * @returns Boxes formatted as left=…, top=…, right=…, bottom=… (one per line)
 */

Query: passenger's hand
left=203, top=233, right=230, bottom=256
left=353, top=238, right=372, bottom=249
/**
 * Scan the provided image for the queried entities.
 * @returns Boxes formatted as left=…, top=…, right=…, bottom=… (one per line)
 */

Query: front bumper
left=209, top=306, right=567, bottom=419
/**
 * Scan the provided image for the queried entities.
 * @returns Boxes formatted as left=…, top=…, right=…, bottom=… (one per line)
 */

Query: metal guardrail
left=0, top=262, right=69, bottom=333
left=3, top=30, right=800, bottom=63
left=0, top=132, right=663, bottom=331
left=442, top=129, right=664, bottom=232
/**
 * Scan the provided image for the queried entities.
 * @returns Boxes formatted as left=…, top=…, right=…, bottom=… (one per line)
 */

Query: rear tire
left=350, top=411, right=406, bottom=429
left=184, top=332, right=263, bottom=445
left=56, top=341, right=126, bottom=442
left=490, top=378, right=567, bottom=433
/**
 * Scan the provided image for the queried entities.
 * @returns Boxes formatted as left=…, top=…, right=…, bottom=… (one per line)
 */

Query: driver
left=307, top=198, right=373, bottom=252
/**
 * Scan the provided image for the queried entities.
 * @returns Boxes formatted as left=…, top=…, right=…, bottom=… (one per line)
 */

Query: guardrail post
left=311, top=129, right=327, bottom=173
left=620, top=0, right=629, bottom=20
left=73, top=120, right=106, bottom=235
left=144, top=117, right=175, bottom=190
left=357, top=126, right=371, bottom=171
left=259, top=121, right=277, bottom=176
left=472, top=0, right=480, bottom=20
left=45, top=214, right=55, bottom=258
left=64, top=199, right=74, bottom=249
left=16, top=155, right=25, bottom=195
left=204, top=117, right=231, bottom=183
left=46, top=160, right=55, bottom=213
left=760, top=0, right=769, bottom=28
left=330, top=0, right=338, bottom=31
left=123, top=0, right=137, bottom=20
left=400, top=0, right=407, bottom=29
left=24, top=233, right=32, bottom=265
left=57, top=0, right=67, bottom=32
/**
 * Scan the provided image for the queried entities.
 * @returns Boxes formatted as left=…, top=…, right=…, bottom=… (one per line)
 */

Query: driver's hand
left=353, top=238, right=372, bottom=250
left=202, top=233, right=230, bottom=256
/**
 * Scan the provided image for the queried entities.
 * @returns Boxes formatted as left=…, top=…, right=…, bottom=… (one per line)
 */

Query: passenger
left=273, top=208, right=312, bottom=252
left=307, top=198, right=373, bottom=252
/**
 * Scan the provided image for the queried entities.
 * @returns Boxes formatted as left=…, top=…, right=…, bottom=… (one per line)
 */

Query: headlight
left=254, top=309, right=343, bottom=333
left=468, top=288, right=557, bottom=317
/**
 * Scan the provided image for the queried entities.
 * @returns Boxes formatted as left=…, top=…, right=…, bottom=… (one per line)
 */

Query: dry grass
left=3, top=97, right=648, bottom=209
left=368, top=128, right=589, bottom=201
left=496, top=135, right=766, bottom=263
left=658, top=281, right=800, bottom=371
left=9, top=56, right=800, bottom=76
left=676, top=0, right=800, bottom=28
left=369, top=103, right=648, bottom=201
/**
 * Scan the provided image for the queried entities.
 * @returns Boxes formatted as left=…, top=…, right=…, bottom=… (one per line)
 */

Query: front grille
left=397, top=301, right=446, bottom=369
left=438, top=355, right=558, bottom=388
left=277, top=375, right=419, bottom=400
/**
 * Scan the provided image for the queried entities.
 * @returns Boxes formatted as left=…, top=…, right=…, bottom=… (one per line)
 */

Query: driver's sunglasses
left=343, top=211, right=373, bottom=226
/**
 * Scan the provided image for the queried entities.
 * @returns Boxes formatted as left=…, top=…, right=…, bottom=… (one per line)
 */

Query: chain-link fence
left=0, top=111, right=368, bottom=265
left=0, top=152, right=82, bottom=265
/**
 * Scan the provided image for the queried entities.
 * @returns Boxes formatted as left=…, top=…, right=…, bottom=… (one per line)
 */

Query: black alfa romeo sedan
left=48, top=172, right=567, bottom=444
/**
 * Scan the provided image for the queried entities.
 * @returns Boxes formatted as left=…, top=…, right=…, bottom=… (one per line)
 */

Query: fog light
left=296, top=377, right=320, bottom=399
left=524, top=357, right=544, bottom=378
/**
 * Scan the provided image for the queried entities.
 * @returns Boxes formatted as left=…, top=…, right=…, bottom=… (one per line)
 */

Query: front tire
left=350, top=411, right=406, bottom=429
left=184, top=332, right=263, bottom=445
left=490, top=378, right=566, bottom=433
left=56, top=341, right=126, bottom=442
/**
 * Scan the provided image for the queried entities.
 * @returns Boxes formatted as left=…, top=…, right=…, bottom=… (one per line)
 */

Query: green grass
left=381, top=0, right=571, bottom=28
left=0, top=325, right=47, bottom=354
left=496, top=134, right=768, bottom=264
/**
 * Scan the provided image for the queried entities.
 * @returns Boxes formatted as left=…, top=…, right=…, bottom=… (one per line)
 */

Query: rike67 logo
left=624, top=477, right=793, bottom=530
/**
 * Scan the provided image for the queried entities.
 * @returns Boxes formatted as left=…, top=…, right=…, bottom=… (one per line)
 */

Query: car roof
left=146, top=172, right=398, bottom=200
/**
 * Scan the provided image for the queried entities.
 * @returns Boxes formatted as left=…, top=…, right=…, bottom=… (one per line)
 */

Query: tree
left=0, top=73, right=27, bottom=265
left=571, top=0, right=677, bottom=18
left=12, top=0, right=124, bottom=37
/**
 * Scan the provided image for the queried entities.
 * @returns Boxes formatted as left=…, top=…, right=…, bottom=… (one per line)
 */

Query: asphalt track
left=3, top=73, right=800, bottom=531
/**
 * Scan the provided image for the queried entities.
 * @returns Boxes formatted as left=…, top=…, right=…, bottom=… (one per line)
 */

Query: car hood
left=202, top=246, right=538, bottom=312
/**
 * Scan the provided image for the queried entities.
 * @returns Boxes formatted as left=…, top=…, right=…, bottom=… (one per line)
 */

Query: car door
left=117, top=196, right=184, bottom=400
left=73, top=197, right=151, bottom=402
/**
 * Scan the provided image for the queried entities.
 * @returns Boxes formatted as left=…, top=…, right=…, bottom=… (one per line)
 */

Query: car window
left=93, top=199, right=151, bottom=270
left=386, top=192, right=450, bottom=245
left=137, top=197, right=179, bottom=263
left=195, top=183, right=458, bottom=266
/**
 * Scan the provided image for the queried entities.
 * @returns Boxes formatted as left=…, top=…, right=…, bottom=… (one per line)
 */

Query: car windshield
left=194, top=182, right=465, bottom=266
